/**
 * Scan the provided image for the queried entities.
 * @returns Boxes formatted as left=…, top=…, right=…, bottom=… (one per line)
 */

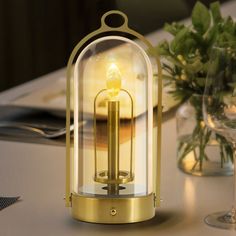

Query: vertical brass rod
left=108, top=101, right=120, bottom=179
left=65, top=64, right=72, bottom=207
left=94, top=99, right=97, bottom=178
left=156, top=58, right=163, bottom=206
left=121, top=89, right=134, bottom=178
left=93, top=89, right=107, bottom=179
left=108, top=100, right=120, bottom=194
left=130, top=97, right=134, bottom=176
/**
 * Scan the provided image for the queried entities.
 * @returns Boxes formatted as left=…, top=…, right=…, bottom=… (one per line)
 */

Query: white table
left=0, top=117, right=235, bottom=236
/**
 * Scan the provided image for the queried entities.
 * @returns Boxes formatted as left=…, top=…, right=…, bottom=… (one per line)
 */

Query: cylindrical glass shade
left=72, top=36, right=154, bottom=198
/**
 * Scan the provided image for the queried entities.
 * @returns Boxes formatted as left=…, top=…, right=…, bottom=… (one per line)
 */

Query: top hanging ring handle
left=101, top=10, right=129, bottom=30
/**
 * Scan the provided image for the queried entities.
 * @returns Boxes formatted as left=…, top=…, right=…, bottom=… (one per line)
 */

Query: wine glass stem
left=232, top=143, right=236, bottom=212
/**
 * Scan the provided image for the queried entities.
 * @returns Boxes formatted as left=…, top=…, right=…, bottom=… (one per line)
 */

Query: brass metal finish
left=121, top=89, right=134, bottom=175
left=108, top=101, right=120, bottom=182
left=107, top=101, right=120, bottom=195
left=71, top=193, right=155, bottom=224
left=94, top=170, right=133, bottom=184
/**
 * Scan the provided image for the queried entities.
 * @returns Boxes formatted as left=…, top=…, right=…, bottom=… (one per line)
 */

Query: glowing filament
left=106, top=63, right=121, bottom=98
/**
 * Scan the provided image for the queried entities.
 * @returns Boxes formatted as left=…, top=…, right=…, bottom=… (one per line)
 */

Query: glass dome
left=72, top=36, right=154, bottom=197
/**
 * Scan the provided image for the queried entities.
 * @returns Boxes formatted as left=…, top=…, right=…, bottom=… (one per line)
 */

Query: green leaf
left=156, top=40, right=170, bottom=56
left=170, top=28, right=189, bottom=54
left=202, top=62, right=210, bottom=74
left=170, top=30, right=197, bottom=56
left=195, top=77, right=206, bottom=87
left=205, top=24, right=218, bottom=46
left=185, top=58, right=203, bottom=73
left=210, top=1, right=222, bottom=24
left=164, top=22, right=185, bottom=36
left=217, top=31, right=235, bottom=44
left=192, top=1, right=211, bottom=34
left=164, top=23, right=176, bottom=35
left=222, top=16, right=235, bottom=35
left=183, top=38, right=197, bottom=54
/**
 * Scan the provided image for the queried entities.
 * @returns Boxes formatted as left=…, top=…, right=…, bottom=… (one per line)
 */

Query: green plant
left=155, top=1, right=236, bottom=171
left=157, top=1, right=236, bottom=102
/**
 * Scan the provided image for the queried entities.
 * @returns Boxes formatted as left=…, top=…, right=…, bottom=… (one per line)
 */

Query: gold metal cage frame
left=65, top=10, right=163, bottom=223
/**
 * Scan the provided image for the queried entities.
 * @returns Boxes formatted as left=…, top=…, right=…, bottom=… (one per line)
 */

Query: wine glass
left=203, top=41, right=236, bottom=230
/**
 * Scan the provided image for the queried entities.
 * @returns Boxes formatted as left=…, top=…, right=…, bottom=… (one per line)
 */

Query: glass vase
left=176, top=94, right=234, bottom=176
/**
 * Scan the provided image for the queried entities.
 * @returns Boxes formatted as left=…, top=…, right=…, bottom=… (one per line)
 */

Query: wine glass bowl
left=203, top=41, right=236, bottom=230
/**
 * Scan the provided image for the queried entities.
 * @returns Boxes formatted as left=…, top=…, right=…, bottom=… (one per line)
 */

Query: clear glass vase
left=176, top=94, right=234, bottom=176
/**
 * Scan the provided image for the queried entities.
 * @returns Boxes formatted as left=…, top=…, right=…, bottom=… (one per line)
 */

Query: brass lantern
left=65, top=10, right=162, bottom=224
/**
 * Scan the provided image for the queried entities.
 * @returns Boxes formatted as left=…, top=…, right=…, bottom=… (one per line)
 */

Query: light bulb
left=106, top=63, right=121, bottom=98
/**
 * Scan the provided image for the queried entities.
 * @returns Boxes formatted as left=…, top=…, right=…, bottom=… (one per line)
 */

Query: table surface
left=1, top=1, right=236, bottom=235
left=0, top=117, right=235, bottom=236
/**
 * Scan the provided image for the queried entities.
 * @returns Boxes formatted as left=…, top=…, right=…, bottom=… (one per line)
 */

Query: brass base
left=71, top=193, right=155, bottom=224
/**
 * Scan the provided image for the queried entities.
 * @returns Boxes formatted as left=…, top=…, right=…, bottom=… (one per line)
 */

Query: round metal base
left=71, top=193, right=155, bottom=224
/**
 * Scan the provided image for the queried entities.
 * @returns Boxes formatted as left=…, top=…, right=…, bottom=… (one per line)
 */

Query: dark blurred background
left=0, top=0, right=230, bottom=92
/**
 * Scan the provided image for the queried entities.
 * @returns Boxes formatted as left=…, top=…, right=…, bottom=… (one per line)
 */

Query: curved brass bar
left=120, top=89, right=134, bottom=176
left=94, top=89, right=134, bottom=187
left=94, top=170, right=134, bottom=184
left=93, top=89, right=107, bottom=178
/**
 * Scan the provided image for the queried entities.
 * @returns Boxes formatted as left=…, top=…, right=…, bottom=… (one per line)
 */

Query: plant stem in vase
left=176, top=95, right=233, bottom=176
